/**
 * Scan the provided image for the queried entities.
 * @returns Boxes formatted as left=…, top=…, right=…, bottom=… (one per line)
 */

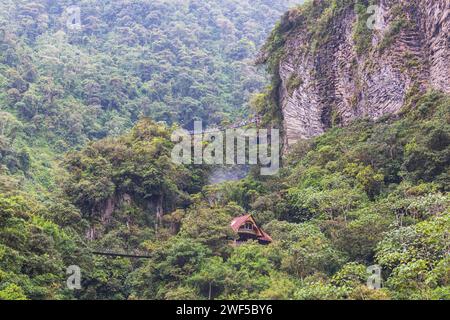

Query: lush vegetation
left=0, top=0, right=292, bottom=299
left=0, top=0, right=449, bottom=300
left=123, top=90, right=449, bottom=300
left=3, top=89, right=447, bottom=300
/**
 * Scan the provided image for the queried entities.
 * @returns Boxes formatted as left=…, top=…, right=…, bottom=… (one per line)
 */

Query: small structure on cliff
left=230, top=214, right=272, bottom=245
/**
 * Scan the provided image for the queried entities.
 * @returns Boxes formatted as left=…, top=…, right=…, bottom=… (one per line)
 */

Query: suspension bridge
left=91, top=249, right=152, bottom=259
left=184, top=116, right=261, bottom=135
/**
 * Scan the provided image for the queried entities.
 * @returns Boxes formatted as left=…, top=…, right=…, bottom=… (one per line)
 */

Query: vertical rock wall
left=268, top=0, right=449, bottom=147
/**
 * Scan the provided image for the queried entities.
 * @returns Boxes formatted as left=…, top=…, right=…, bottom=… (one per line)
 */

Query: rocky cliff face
left=260, top=0, right=449, bottom=147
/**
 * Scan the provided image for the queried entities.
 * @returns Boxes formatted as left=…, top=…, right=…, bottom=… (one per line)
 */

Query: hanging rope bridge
left=184, top=116, right=261, bottom=135
left=91, top=249, right=152, bottom=259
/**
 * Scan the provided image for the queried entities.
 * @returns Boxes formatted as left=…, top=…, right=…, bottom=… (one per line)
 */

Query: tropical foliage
left=0, top=0, right=448, bottom=300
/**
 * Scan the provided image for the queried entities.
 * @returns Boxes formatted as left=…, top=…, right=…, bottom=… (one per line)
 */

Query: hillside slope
left=0, top=0, right=295, bottom=195
left=0, top=0, right=292, bottom=149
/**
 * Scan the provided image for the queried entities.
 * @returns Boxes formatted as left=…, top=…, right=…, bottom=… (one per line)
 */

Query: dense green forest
left=0, top=0, right=449, bottom=300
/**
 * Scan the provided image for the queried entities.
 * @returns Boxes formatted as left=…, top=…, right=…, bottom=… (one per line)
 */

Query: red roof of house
left=230, top=214, right=252, bottom=232
left=230, top=214, right=272, bottom=243
left=259, top=230, right=273, bottom=242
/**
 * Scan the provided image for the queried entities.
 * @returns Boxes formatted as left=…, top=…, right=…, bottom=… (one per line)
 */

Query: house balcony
left=238, top=228, right=258, bottom=236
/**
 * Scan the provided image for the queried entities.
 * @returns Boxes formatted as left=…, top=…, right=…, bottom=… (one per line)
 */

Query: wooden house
left=230, top=214, right=272, bottom=245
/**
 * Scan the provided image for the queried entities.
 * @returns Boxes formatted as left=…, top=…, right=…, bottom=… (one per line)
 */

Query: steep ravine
left=260, top=0, right=450, bottom=147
